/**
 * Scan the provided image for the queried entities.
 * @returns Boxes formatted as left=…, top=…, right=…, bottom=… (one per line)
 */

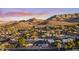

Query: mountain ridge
left=0, top=13, right=79, bottom=29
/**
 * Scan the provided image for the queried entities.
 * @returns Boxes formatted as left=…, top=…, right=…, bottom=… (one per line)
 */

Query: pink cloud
left=0, top=12, right=47, bottom=17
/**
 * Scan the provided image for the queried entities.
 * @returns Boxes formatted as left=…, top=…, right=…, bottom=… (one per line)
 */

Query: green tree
left=64, top=40, right=75, bottom=50
left=23, top=32, right=30, bottom=39
left=18, top=37, right=26, bottom=47
left=54, top=40, right=62, bottom=50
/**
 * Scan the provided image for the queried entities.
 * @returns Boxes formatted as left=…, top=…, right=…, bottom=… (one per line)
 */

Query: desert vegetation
left=0, top=13, right=79, bottom=51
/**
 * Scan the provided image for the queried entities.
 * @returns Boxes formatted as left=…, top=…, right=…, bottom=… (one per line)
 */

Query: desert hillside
left=0, top=13, right=79, bottom=29
left=47, top=13, right=79, bottom=22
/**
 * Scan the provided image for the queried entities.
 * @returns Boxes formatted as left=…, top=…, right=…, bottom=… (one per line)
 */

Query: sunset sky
left=0, top=8, right=79, bottom=21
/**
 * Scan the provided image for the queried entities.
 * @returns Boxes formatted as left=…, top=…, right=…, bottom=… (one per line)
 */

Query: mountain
left=0, top=21, right=9, bottom=26
left=45, top=20, right=76, bottom=26
left=0, top=13, right=79, bottom=30
left=13, top=22, right=33, bottom=29
left=47, top=13, right=79, bottom=23
left=0, top=20, right=33, bottom=30
left=27, top=18, right=44, bottom=25
left=64, top=18, right=79, bottom=23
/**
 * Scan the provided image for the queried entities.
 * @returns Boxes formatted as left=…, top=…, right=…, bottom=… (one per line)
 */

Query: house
left=33, top=40, right=50, bottom=48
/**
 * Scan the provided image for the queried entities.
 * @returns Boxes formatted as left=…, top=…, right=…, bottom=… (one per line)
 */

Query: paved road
left=7, top=47, right=79, bottom=51
left=8, top=48, right=66, bottom=51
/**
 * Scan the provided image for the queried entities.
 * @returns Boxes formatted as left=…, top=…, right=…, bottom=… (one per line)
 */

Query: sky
left=0, top=8, right=79, bottom=21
